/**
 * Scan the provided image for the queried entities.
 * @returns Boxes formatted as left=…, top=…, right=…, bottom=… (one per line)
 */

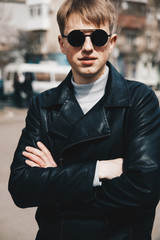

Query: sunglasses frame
left=62, top=29, right=111, bottom=47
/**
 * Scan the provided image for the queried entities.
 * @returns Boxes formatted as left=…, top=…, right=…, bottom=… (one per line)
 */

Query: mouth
left=79, top=57, right=97, bottom=65
left=79, top=57, right=97, bottom=61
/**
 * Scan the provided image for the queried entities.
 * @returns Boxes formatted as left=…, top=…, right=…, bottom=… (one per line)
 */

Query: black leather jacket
left=9, top=62, right=160, bottom=240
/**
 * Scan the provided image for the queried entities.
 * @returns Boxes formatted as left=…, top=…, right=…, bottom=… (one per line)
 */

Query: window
left=146, top=35, right=151, bottom=46
left=6, top=72, right=14, bottom=81
left=55, top=73, right=67, bottom=82
left=35, top=72, right=50, bottom=82
left=29, top=6, right=36, bottom=17
left=37, top=5, right=42, bottom=16
left=29, top=5, right=42, bottom=18
left=146, top=9, right=154, bottom=22
left=126, top=33, right=137, bottom=45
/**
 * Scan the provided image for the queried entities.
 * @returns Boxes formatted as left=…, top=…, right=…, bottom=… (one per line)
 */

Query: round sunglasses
left=62, top=29, right=111, bottom=47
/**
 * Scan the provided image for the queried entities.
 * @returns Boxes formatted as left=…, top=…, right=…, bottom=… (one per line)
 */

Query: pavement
left=0, top=99, right=160, bottom=240
left=0, top=105, right=38, bottom=240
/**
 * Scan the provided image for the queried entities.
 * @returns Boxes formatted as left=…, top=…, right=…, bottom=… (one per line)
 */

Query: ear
left=109, top=34, right=117, bottom=54
left=58, top=35, right=66, bottom=54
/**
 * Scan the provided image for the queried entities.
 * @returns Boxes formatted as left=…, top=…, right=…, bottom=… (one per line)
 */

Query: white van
left=3, top=62, right=71, bottom=96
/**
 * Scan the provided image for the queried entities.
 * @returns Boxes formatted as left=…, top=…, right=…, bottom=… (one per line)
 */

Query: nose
left=82, top=36, right=94, bottom=52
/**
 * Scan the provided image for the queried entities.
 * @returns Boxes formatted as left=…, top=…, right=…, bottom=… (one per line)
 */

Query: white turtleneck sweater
left=71, top=66, right=109, bottom=114
left=71, top=66, right=109, bottom=186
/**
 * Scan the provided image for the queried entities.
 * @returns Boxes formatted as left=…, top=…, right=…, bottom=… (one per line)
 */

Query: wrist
left=98, top=161, right=105, bottom=180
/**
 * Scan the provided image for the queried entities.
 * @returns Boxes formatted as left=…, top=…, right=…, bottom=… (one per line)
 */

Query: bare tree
left=0, top=1, right=20, bottom=67
left=0, top=0, right=41, bottom=68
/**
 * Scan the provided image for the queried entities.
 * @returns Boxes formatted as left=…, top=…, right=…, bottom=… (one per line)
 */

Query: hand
left=98, top=158, right=123, bottom=180
left=22, top=141, right=57, bottom=168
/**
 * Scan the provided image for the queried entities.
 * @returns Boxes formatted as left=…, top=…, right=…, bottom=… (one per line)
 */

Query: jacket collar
left=41, top=61, right=131, bottom=109
left=103, top=62, right=131, bottom=107
left=41, top=62, right=131, bottom=149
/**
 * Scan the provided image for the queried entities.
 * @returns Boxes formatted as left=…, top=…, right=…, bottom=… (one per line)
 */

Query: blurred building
left=0, top=0, right=27, bottom=66
left=25, top=0, right=68, bottom=64
left=25, top=0, right=160, bottom=87
left=0, top=0, right=66, bottom=66
left=112, top=0, right=160, bottom=88
left=0, top=0, right=160, bottom=87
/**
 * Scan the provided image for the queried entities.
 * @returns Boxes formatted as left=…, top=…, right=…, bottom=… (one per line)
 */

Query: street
left=0, top=100, right=160, bottom=240
left=0, top=105, right=38, bottom=240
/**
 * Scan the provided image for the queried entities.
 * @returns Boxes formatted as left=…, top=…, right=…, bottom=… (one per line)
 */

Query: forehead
left=64, top=13, right=110, bottom=34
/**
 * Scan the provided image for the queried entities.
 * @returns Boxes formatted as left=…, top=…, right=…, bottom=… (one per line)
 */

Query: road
left=0, top=99, right=160, bottom=240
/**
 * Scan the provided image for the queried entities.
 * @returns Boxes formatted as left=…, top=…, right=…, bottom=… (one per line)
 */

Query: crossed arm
left=9, top=87, right=160, bottom=212
left=23, top=141, right=123, bottom=180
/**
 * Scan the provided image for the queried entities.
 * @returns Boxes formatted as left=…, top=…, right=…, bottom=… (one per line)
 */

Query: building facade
left=25, top=0, right=67, bottom=64
left=25, top=0, right=160, bottom=87
left=0, top=0, right=160, bottom=87
left=112, top=0, right=160, bottom=88
left=0, top=0, right=27, bottom=66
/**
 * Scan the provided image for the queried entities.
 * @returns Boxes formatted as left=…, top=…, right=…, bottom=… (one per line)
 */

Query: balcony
left=26, top=0, right=51, bottom=31
left=118, top=14, right=146, bottom=30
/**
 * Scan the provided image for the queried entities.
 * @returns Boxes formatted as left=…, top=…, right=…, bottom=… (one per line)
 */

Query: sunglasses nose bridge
left=82, top=35, right=94, bottom=49
left=83, top=33, right=93, bottom=41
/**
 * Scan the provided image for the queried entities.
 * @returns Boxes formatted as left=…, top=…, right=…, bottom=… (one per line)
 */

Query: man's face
left=58, top=13, right=117, bottom=84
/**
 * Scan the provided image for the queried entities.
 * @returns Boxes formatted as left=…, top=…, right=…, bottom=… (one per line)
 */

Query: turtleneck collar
left=71, top=66, right=109, bottom=114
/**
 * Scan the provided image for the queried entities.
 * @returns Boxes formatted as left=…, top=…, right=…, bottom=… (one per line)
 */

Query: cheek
left=65, top=51, right=76, bottom=65
left=95, top=44, right=110, bottom=54
left=98, top=48, right=110, bottom=62
left=65, top=48, right=79, bottom=62
left=102, top=45, right=111, bottom=58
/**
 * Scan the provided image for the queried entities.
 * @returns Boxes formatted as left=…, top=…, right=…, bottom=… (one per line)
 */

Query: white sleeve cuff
left=93, top=160, right=102, bottom=187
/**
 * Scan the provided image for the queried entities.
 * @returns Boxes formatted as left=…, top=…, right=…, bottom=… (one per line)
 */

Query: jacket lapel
left=41, top=62, right=131, bottom=149
left=42, top=71, right=84, bottom=138
left=48, top=90, right=84, bottom=139
left=103, top=61, right=131, bottom=108
left=62, top=100, right=111, bottom=150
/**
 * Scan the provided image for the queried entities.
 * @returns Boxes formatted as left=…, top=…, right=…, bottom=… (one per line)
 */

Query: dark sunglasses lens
left=68, top=30, right=84, bottom=47
left=91, top=30, right=108, bottom=46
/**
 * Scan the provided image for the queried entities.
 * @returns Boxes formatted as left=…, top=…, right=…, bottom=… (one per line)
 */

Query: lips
left=79, top=57, right=97, bottom=65
left=80, top=57, right=97, bottom=61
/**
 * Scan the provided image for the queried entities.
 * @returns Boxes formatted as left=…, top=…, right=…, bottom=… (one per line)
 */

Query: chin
left=80, top=72, right=100, bottom=83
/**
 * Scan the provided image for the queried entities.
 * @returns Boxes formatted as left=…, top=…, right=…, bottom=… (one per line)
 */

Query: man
left=9, top=0, right=160, bottom=239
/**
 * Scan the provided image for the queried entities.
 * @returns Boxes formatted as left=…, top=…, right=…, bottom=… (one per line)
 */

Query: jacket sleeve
left=90, top=87, right=160, bottom=215
left=8, top=96, right=96, bottom=208
left=8, top=86, right=160, bottom=214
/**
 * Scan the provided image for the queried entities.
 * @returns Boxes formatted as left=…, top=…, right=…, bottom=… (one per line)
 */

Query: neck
left=72, top=65, right=107, bottom=84
left=71, top=66, right=109, bottom=114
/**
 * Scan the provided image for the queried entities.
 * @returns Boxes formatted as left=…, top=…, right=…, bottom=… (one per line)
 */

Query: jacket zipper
left=60, top=133, right=110, bottom=162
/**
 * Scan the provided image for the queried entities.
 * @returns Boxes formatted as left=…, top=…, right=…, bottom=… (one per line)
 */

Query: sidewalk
left=0, top=106, right=37, bottom=240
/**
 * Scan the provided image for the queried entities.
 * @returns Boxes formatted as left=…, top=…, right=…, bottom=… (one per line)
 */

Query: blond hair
left=57, top=0, right=116, bottom=35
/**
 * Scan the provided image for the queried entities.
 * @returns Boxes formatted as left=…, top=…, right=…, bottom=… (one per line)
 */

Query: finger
left=25, top=146, right=49, bottom=164
left=24, top=143, right=57, bottom=168
left=25, top=146, right=46, bottom=158
left=25, top=159, right=40, bottom=168
left=37, top=141, right=52, bottom=157
left=37, top=142, right=57, bottom=167
left=23, top=151, right=46, bottom=168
